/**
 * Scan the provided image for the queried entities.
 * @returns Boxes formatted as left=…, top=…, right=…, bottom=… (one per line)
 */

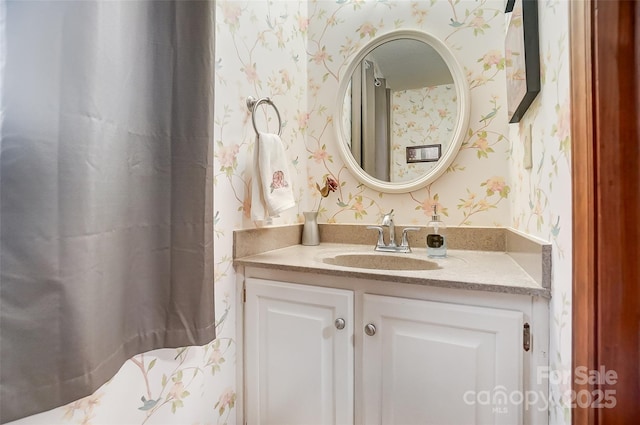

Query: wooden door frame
left=571, top=1, right=639, bottom=424
left=569, top=1, right=596, bottom=423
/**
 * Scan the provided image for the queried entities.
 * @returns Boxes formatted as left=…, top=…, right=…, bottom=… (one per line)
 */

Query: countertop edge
left=234, top=254, right=551, bottom=299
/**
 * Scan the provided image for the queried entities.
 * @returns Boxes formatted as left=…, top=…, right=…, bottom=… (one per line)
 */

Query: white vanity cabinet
left=244, top=278, right=354, bottom=425
left=362, top=294, right=523, bottom=425
left=240, top=269, right=549, bottom=425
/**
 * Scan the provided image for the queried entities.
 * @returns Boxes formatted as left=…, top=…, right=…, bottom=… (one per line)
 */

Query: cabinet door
left=245, top=278, right=354, bottom=425
left=362, top=294, right=523, bottom=425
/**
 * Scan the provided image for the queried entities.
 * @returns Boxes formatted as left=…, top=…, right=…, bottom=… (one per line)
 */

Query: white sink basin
left=322, top=253, right=441, bottom=271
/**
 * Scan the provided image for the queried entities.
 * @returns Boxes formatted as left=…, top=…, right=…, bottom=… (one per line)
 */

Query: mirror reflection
left=341, top=38, right=458, bottom=183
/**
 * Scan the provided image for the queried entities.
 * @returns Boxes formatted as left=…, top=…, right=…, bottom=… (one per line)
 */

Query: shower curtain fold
left=0, top=1, right=216, bottom=422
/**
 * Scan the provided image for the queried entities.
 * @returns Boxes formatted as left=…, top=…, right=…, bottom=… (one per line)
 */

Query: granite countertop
left=234, top=243, right=550, bottom=298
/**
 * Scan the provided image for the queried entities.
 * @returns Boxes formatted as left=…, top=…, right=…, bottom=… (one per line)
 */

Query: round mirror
left=335, top=30, right=470, bottom=193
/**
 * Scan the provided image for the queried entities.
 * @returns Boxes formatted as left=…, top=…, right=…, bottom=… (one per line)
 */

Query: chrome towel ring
left=246, top=96, right=282, bottom=136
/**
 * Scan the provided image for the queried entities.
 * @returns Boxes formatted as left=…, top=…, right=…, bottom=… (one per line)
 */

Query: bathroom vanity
left=234, top=227, right=551, bottom=425
left=233, top=25, right=551, bottom=424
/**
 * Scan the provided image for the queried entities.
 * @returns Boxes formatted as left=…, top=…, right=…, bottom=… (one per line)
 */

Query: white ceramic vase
left=301, top=211, right=320, bottom=246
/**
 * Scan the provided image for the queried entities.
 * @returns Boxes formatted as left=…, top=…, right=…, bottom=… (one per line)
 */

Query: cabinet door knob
left=364, top=323, right=376, bottom=336
left=334, top=318, right=346, bottom=330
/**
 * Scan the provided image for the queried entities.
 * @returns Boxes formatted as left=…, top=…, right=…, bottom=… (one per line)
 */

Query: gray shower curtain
left=0, top=1, right=216, bottom=422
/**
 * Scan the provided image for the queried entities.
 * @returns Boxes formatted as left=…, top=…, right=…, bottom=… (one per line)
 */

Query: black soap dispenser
left=426, top=205, right=447, bottom=258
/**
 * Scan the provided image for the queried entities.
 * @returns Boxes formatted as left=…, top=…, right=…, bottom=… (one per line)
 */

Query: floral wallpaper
left=9, top=1, right=572, bottom=425
left=306, top=0, right=512, bottom=226
left=509, top=1, right=572, bottom=424
left=390, top=84, right=458, bottom=182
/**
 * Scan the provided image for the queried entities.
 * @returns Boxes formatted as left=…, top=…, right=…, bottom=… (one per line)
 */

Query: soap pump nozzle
left=431, top=205, right=440, bottom=222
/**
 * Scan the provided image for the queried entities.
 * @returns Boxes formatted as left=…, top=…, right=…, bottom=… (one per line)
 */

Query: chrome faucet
left=367, top=210, right=420, bottom=253
left=381, top=210, right=397, bottom=247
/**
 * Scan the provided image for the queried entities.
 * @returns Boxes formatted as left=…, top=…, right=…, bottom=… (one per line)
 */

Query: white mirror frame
left=335, top=29, right=471, bottom=193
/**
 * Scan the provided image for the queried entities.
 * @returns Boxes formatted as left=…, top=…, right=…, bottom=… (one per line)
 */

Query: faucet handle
left=381, top=209, right=395, bottom=225
left=366, top=225, right=385, bottom=247
left=400, top=227, right=421, bottom=247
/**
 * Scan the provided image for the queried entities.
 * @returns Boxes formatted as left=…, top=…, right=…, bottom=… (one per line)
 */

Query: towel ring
left=247, top=96, right=282, bottom=136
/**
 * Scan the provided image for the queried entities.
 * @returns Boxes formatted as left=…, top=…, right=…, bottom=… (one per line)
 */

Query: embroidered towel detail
left=270, top=170, right=289, bottom=193
left=251, top=132, right=296, bottom=220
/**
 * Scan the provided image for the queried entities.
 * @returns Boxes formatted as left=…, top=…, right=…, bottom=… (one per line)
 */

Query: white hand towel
left=251, top=132, right=296, bottom=221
